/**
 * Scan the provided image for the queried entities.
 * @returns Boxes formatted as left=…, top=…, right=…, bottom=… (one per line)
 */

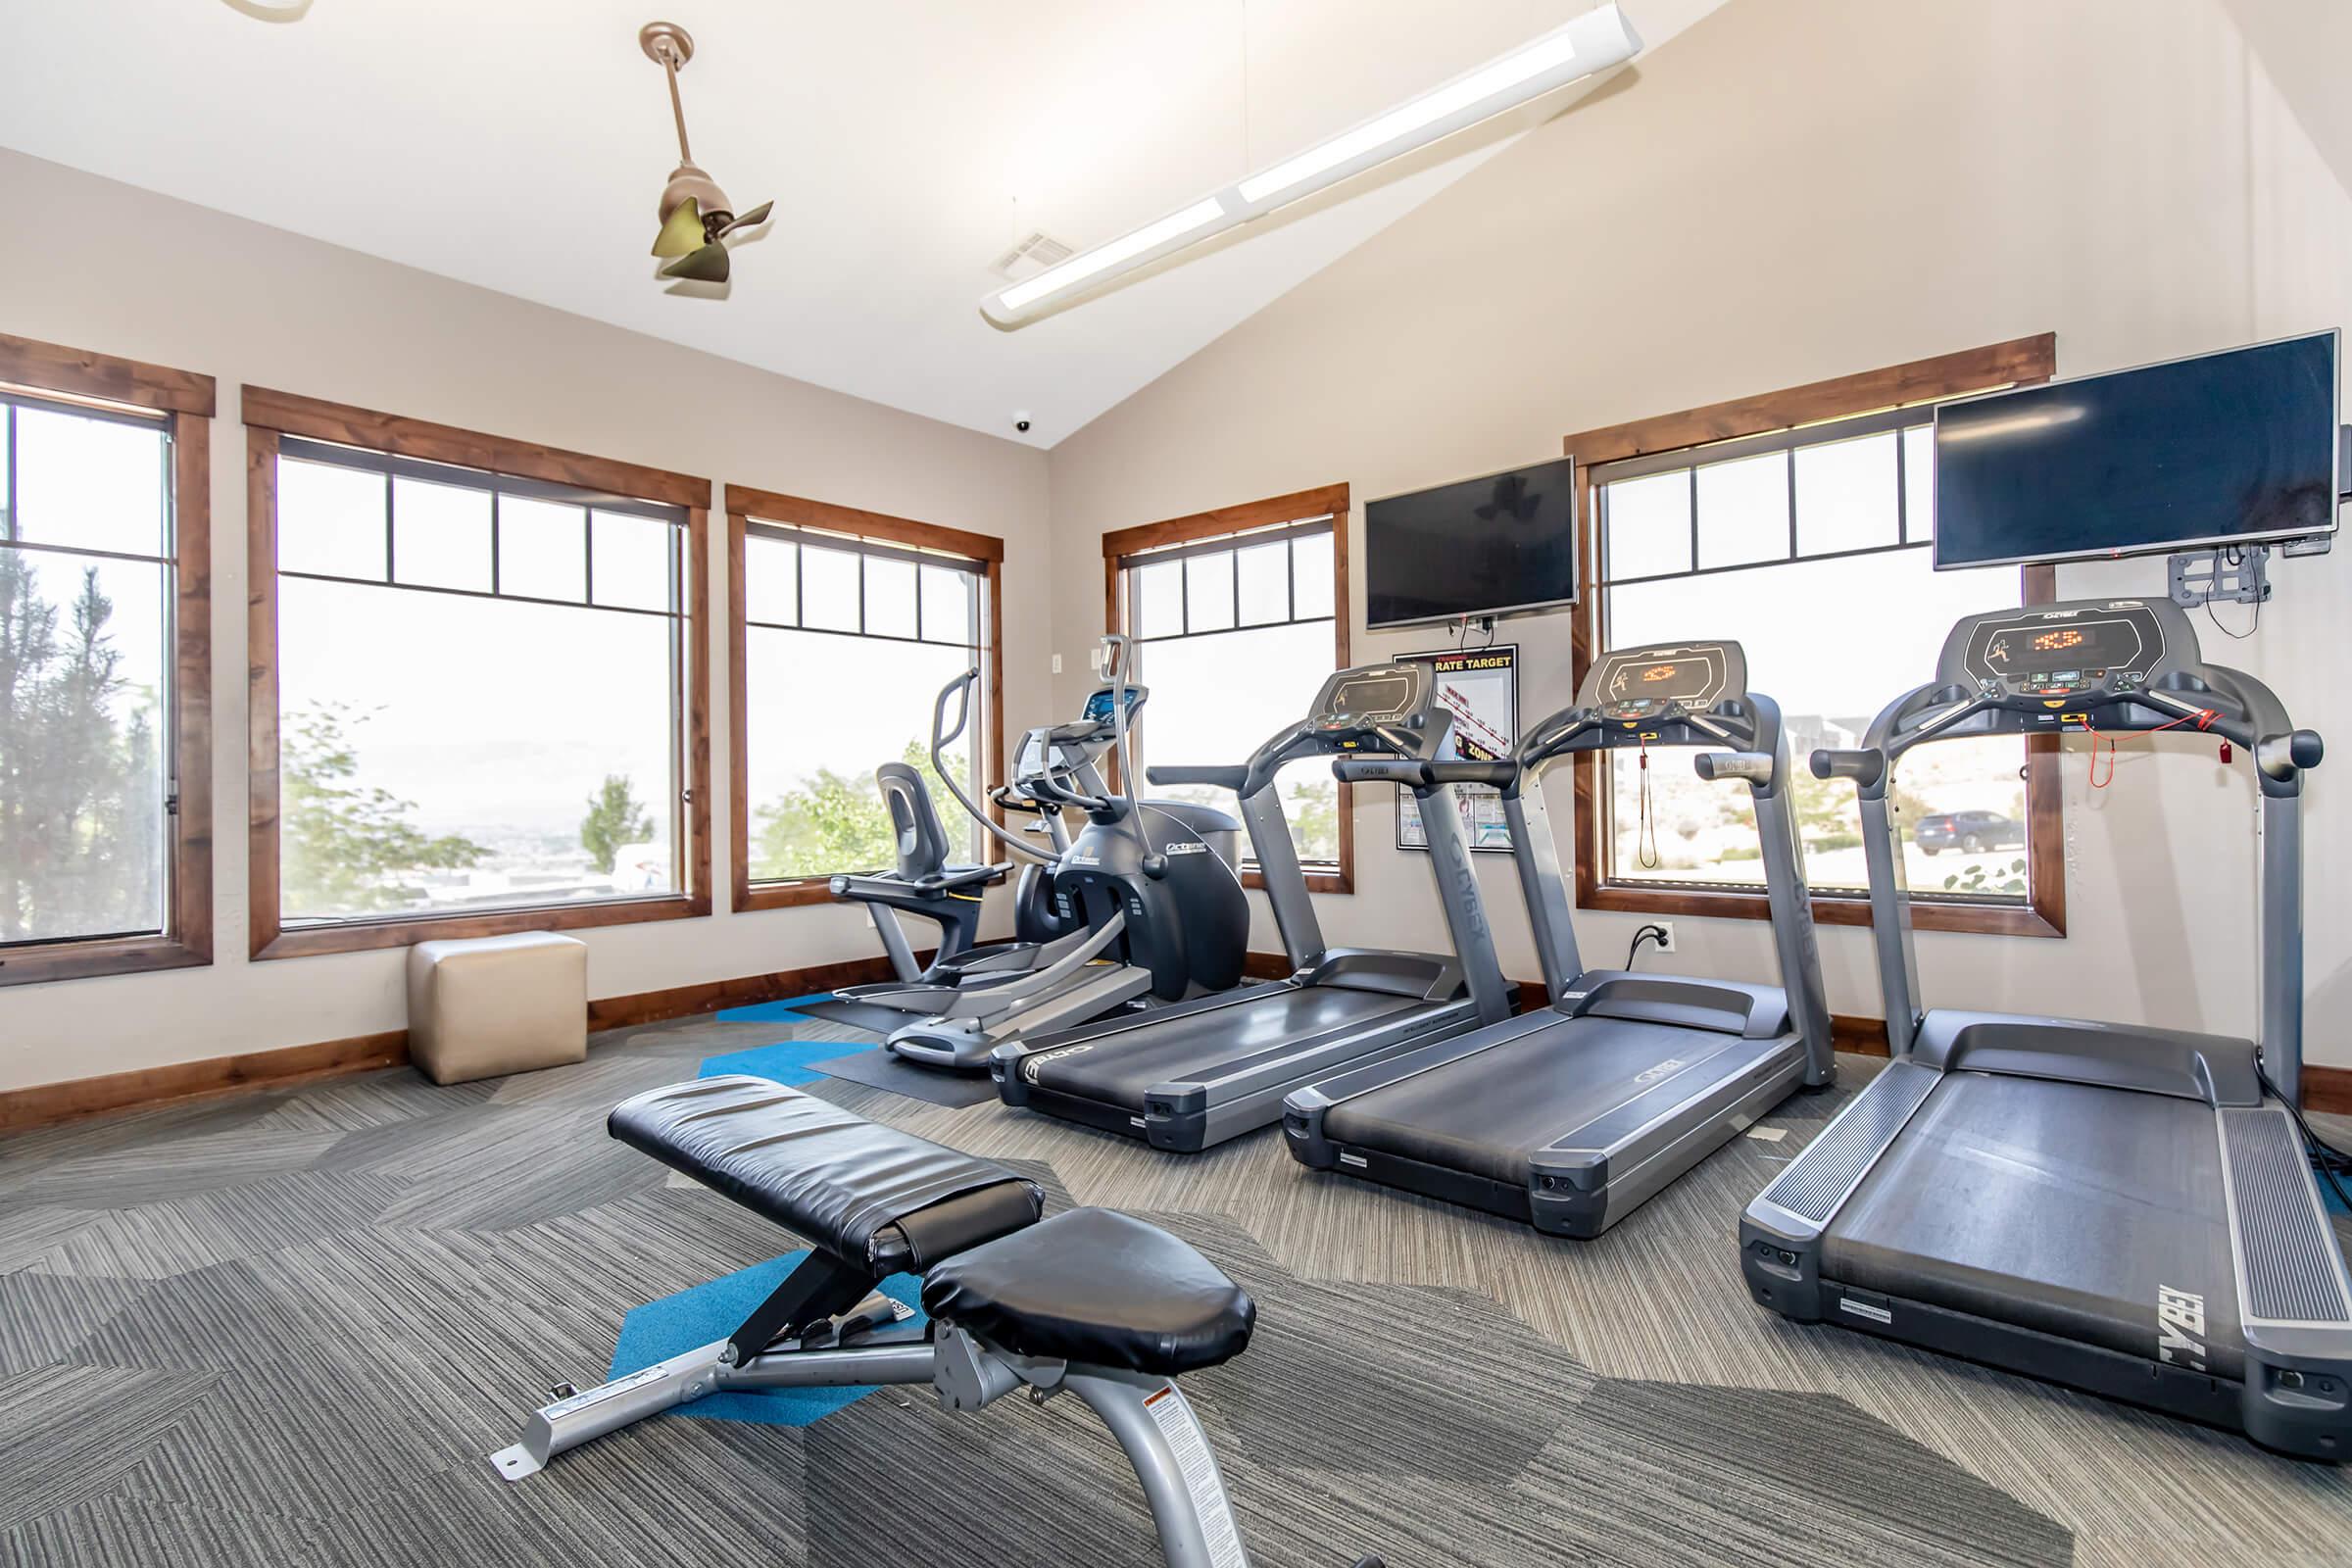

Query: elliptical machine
left=827, top=678, right=1089, bottom=1004
left=862, top=637, right=1252, bottom=1072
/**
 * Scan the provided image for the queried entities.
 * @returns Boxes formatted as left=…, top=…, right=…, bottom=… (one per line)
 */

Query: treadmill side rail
left=1740, top=1060, right=1941, bottom=1321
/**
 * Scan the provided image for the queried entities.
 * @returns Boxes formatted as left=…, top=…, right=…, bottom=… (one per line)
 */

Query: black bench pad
left=609, top=1076, right=1040, bottom=1271
left=922, top=1208, right=1254, bottom=1376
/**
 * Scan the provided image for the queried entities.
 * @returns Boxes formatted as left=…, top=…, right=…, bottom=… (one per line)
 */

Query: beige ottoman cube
left=407, top=932, right=588, bottom=1085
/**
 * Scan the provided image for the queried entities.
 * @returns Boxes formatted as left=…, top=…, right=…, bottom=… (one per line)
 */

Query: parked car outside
left=1914, top=808, right=2024, bottom=856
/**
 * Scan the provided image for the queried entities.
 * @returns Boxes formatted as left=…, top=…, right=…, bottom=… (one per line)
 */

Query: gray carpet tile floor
left=4, top=1013, right=2350, bottom=1566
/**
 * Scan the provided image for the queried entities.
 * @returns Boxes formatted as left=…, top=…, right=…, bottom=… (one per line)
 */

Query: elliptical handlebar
left=930, top=667, right=1057, bottom=864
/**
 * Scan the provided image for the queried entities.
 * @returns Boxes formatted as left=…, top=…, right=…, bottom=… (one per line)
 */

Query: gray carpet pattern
left=3, top=1013, right=2350, bottom=1567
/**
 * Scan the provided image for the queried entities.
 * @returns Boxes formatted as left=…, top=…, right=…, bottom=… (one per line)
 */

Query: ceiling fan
left=640, top=21, right=772, bottom=285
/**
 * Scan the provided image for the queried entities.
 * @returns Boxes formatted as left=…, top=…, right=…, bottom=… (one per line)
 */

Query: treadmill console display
left=1307, top=664, right=1431, bottom=737
left=1582, top=642, right=1744, bottom=723
left=1958, top=602, right=2170, bottom=702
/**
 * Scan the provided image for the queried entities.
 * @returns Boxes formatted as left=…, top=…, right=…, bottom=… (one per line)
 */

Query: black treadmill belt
left=1029, top=987, right=1424, bottom=1105
left=1321, top=1016, right=1757, bottom=1187
left=1823, top=1073, right=2246, bottom=1378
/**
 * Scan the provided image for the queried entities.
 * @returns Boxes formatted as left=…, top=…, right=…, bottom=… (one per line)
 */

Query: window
left=0, top=335, right=213, bottom=987
left=1106, top=484, right=1350, bottom=893
left=1566, top=337, right=2065, bottom=938
left=726, top=486, right=1004, bottom=913
left=245, top=389, right=712, bottom=958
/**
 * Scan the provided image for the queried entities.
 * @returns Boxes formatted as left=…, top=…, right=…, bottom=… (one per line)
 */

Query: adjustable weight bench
left=488, top=1075, right=1379, bottom=1568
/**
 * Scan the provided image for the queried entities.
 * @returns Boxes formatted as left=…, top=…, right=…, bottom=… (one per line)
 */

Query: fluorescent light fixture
left=982, top=3, right=1642, bottom=326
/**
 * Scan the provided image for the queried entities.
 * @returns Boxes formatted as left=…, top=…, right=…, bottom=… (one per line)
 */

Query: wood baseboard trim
left=11, top=954, right=2346, bottom=1135
left=0, top=1030, right=410, bottom=1136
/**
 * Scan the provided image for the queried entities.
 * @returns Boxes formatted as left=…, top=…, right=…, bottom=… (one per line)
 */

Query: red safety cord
left=1636, top=737, right=1659, bottom=868
left=2077, top=708, right=2223, bottom=790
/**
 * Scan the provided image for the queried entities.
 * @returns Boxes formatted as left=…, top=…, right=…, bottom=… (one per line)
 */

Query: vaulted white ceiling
left=0, top=0, right=1722, bottom=445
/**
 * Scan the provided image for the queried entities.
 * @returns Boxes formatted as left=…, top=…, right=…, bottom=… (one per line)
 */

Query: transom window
left=1570, top=336, right=2064, bottom=939
left=0, top=335, right=214, bottom=988
left=1108, top=485, right=1349, bottom=887
left=245, top=388, right=711, bottom=958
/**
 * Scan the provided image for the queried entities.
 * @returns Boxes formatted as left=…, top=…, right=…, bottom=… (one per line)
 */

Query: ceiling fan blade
left=719, top=200, right=773, bottom=235
left=661, top=241, right=731, bottom=283
left=651, top=198, right=705, bottom=258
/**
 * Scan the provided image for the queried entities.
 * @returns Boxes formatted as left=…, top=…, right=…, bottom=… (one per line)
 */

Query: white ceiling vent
left=989, top=231, right=1075, bottom=282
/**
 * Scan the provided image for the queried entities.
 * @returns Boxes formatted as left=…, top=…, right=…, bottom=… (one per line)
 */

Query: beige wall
left=1045, top=0, right=2352, bottom=1065
left=0, top=148, right=1050, bottom=1095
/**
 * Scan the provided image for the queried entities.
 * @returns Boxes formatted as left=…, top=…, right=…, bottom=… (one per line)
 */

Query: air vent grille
left=991, top=231, right=1075, bottom=282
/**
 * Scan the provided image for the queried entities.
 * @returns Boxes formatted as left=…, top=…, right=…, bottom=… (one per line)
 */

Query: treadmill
left=1285, top=639, right=1837, bottom=1237
left=990, top=660, right=1518, bottom=1152
left=1741, top=598, right=2352, bottom=1459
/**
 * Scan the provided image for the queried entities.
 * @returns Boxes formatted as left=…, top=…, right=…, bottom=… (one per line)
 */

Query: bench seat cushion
left=921, top=1208, right=1254, bottom=1375
left=609, top=1076, right=1039, bottom=1270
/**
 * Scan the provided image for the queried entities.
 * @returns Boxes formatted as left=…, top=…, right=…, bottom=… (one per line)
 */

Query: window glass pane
left=801, top=541, right=860, bottom=631
left=0, top=552, right=170, bottom=942
left=14, top=408, right=167, bottom=557
left=1898, top=736, right=2032, bottom=899
left=500, top=497, right=587, bottom=602
left=1185, top=551, right=1235, bottom=633
left=392, top=476, right=492, bottom=592
left=865, top=555, right=918, bottom=639
left=1605, top=549, right=2022, bottom=894
left=1134, top=619, right=1340, bottom=862
left=1236, top=539, right=1290, bottom=625
left=590, top=510, right=674, bottom=612
left=1, top=411, right=11, bottom=540
left=919, top=564, right=973, bottom=644
left=745, top=535, right=799, bottom=624
left=1602, top=470, right=1690, bottom=580
left=1794, top=430, right=1898, bottom=557
left=1132, top=558, right=1182, bottom=638
left=1291, top=531, right=1335, bottom=620
left=277, top=578, right=678, bottom=919
left=745, top=627, right=980, bottom=877
left=276, top=459, right=387, bottom=580
left=1695, top=450, right=1789, bottom=569
left=1904, top=423, right=1936, bottom=544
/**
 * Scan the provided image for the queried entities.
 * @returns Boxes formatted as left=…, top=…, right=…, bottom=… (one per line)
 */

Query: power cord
left=2258, top=1065, right=2352, bottom=1214
left=1624, top=923, right=1670, bottom=970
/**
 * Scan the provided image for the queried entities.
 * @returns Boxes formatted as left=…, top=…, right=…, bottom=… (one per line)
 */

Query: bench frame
left=493, top=1299, right=1250, bottom=1568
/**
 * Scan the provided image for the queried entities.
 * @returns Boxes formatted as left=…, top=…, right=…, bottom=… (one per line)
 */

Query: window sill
left=0, top=934, right=212, bottom=989
left=736, top=878, right=844, bottom=913
left=1243, top=866, right=1352, bottom=897
left=253, top=893, right=708, bottom=960
left=1584, top=881, right=2062, bottom=939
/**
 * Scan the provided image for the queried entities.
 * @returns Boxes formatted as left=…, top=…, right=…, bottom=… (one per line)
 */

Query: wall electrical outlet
left=1649, top=920, right=1676, bottom=955
left=1052, top=653, right=1063, bottom=675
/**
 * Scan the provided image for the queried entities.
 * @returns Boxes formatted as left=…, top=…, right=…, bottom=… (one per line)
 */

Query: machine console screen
left=1588, top=644, right=1738, bottom=720
left=1964, top=606, right=2164, bottom=700
left=1314, top=670, right=1423, bottom=732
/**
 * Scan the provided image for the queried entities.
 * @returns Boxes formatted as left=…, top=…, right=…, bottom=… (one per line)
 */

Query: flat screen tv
left=1933, top=330, right=2341, bottom=570
left=1365, top=456, right=1578, bottom=629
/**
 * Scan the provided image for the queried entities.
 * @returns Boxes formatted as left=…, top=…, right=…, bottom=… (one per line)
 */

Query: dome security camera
left=1013, top=412, right=1033, bottom=434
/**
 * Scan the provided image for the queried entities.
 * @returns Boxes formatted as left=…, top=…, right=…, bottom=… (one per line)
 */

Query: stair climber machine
left=850, top=637, right=1251, bottom=1072
left=1284, top=640, right=1836, bottom=1235
left=991, top=660, right=1519, bottom=1152
left=1741, top=598, right=2352, bottom=1458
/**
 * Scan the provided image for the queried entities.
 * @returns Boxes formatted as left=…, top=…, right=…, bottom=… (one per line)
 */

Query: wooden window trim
left=1562, top=333, right=2067, bottom=940
left=0, top=336, right=215, bottom=988
left=245, top=395, right=713, bottom=960
left=725, top=486, right=1008, bottom=914
left=1102, top=484, right=1354, bottom=896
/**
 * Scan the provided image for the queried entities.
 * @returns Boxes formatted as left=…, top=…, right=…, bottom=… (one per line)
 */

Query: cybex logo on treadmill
left=2156, top=1285, right=2208, bottom=1372
left=1021, top=1042, right=1097, bottom=1084
left=1633, top=1058, right=1687, bottom=1085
